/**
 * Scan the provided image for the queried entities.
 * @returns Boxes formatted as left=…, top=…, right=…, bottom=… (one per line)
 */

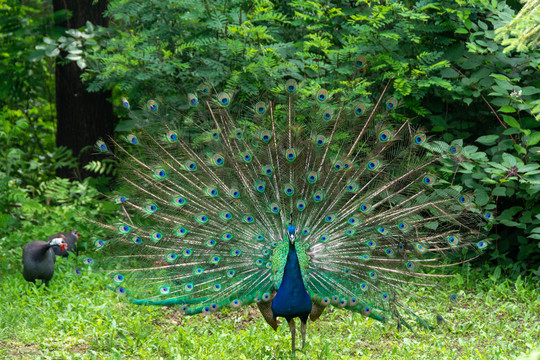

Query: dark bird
left=47, top=231, right=79, bottom=257
left=89, top=80, right=490, bottom=351
left=22, top=237, right=68, bottom=285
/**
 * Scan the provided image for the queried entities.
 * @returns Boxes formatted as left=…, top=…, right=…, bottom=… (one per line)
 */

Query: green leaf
left=503, top=127, right=521, bottom=135
left=502, top=115, right=520, bottom=128
left=476, top=135, right=499, bottom=145
left=474, top=188, right=489, bottom=206
left=521, top=87, right=540, bottom=96
left=65, top=54, right=82, bottom=61
left=490, top=74, right=510, bottom=81
left=514, top=144, right=526, bottom=155
left=28, top=50, right=46, bottom=62
left=526, top=132, right=540, bottom=146
left=519, top=164, right=540, bottom=172
left=502, top=153, right=518, bottom=167
left=499, top=106, right=516, bottom=113
left=531, top=227, right=540, bottom=234
left=441, top=68, right=459, bottom=78
left=462, top=56, right=483, bottom=70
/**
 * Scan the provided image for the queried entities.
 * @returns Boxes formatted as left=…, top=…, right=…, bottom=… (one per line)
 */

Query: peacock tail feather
left=88, top=79, right=488, bottom=332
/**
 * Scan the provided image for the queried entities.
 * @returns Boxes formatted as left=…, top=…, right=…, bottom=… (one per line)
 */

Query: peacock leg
left=288, top=319, right=296, bottom=351
left=300, top=320, right=307, bottom=349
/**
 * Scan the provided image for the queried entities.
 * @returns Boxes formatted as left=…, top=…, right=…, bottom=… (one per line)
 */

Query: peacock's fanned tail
left=90, top=80, right=488, bottom=328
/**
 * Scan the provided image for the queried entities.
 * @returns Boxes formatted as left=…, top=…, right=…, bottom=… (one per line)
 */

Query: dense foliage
left=50, top=0, right=540, bottom=276
left=0, top=0, right=101, bottom=265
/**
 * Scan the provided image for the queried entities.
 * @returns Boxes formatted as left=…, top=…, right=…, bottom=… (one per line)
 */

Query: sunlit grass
left=0, top=252, right=539, bottom=359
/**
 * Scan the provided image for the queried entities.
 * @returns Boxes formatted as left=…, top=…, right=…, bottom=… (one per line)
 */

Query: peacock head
left=287, top=222, right=296, bottom=243
left=49, top=237, right=68, bottom=252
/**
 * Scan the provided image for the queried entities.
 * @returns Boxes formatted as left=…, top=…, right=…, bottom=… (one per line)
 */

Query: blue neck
left=271, top=242, right=312, bottom=321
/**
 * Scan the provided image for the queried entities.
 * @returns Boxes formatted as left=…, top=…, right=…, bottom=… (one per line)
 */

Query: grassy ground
left=1, top=253, right=539, bottom=359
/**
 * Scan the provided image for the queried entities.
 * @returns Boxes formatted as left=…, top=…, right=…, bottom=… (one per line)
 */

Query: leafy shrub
left=34, top=0, right=540, bottom=276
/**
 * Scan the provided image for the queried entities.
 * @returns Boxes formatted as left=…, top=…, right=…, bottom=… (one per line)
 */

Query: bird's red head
left=60, top=241, right=68, bottom=252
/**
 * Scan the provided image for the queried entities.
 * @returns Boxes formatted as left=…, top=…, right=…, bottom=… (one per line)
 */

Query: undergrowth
left=0, top=251, right=538, bottom=359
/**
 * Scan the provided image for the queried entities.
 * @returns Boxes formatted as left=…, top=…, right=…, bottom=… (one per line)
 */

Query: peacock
left=88, top=78, right=490, bottom=351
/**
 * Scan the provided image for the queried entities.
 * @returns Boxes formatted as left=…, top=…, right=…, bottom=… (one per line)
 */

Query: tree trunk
left=53, top=0, right=114, bottom=179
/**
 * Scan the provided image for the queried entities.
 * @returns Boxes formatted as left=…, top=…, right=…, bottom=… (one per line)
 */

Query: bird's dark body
left=22, top=241, right=56, bottom=284
left=47, top=232, right=78, bottom=257
left=272, top=243, right=312, bottom=322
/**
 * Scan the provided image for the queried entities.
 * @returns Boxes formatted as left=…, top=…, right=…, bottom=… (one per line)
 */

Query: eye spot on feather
left=188, top=93, right=198, bottom=106
left=218, top=92, right=231, bottom=106
left=116, top=287, right=126, bottom=295
left=147, top=100, right=158, bottom=112
left=386, top=98, right=397, bottom=110
left=447, top=235, right=459, bottom=246
left=362, top=307, right=371, bottom=316
left=450, top=145, right=462, bottom=154
left=367, top=160, right=381, bottom=171
left=355, top=104, right=365, bottom=116
left=360, top=283, right=368, bottom=291
left=319, top=235, right=329, bottom=242
left=183, top=249, right=192, bottom=257
left=96, top=140, right=108, bottom=152
left=176, top=227, right=188, bottom=237
left=317, top=298, right=327, bottom=306
left=255, top=101, right=266, bottom=114
left=414, top=133, right=426, bottom=145
left=355, top=55, right=367, bottom=68
left=119, top=225, right=131, bottom=234
left=286, top=79, right=297, bottom=93
left=316, top=89, right=328, bottom=102
left=160, top=286, right=170, bottom=295
left=423, top=175, right=435, bottom=185
left=127, top=135, right=138, bottom=144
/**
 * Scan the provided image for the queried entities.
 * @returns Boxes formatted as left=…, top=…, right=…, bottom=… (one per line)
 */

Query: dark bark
left=53, top=0, right=114, bottom=179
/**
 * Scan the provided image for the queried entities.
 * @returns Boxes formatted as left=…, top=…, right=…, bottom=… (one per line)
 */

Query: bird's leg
left=288, top=318, right=296, bottom=352
left=300, top=320, right=307, bottom=349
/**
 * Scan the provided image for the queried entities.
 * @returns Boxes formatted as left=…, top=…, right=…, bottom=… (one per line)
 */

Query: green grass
left=1, top=253, right=539, bottom=359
